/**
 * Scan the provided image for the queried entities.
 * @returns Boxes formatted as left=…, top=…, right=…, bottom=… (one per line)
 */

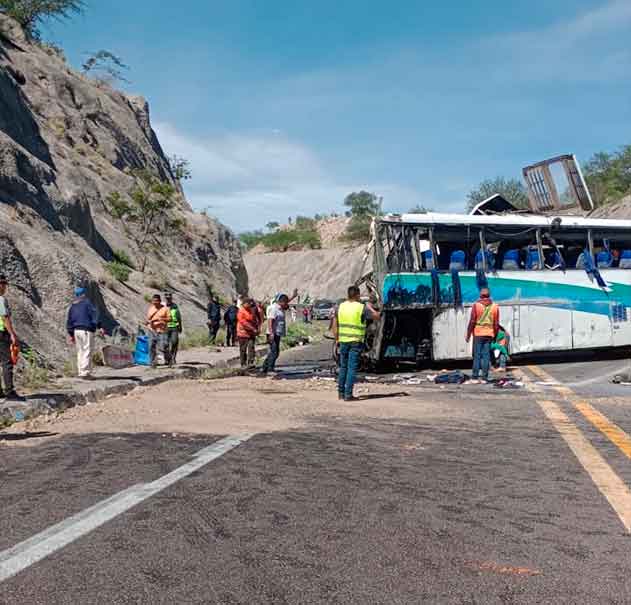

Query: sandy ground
left=12, top=374, right=494, bottom=442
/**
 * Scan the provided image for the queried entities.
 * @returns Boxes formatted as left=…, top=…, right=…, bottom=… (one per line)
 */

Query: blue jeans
left=472, top=336, right=492, bottom=380
left=263, top=334, right=281, bottom=372
left=149, top=332, right=168, bottom=366
left=338, top=342, right=363, bottom=398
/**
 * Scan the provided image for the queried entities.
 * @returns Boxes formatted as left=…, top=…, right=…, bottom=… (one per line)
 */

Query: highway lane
left=2, top=344, right=631, bottom=603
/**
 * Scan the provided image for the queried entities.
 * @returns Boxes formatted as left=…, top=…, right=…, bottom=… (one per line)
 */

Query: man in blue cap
left=66, top=286, right=102, bottom=379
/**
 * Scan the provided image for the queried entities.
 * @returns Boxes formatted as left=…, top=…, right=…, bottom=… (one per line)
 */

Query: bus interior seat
left=575, top=253, right=585, bottom=269
left=502, top=249, right=520, bottom=270
left=547, top=250, right=564, bottom=269
left=449, top=250, right=466, bottom=271
left=422, top=250, right=435, bottom=270
left=526, top=249, right=542, bottom=270
left=619, top=250, right=631, bottom=269
left=474, top=249, right=495, bottom=271
left=596, top=250, right=613, bottom=268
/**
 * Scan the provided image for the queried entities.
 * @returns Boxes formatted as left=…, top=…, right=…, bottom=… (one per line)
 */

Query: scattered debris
left=434, top=371, right=467, bottom=385
left=612, top=372, right=631, bottom=385
left=494, top=377, right=524, bottom=389
left=466, top=560, right=542, bottom=577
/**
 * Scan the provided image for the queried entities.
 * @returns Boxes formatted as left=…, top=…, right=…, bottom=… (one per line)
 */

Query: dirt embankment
left=245, top=216, right=371, bottom=301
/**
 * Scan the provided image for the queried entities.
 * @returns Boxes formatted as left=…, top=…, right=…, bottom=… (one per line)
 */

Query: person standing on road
left=146, top=294, right=170, bottom=367
left=207, top=295, right=221, bottom=345
left=465, top=287, right=499, bottom=384
left=0, top=274, right=23, bottom=401
left=164, top=292, right=182, bottom=366
left=224, top=300, right=238, bottom=347
left=237, top=298, right=260, bottom=370
left=261, top=289, right=298, bottom=375
left=66, top=286, right=103, bottom=379
left=333, top=286, right=380, bottom=401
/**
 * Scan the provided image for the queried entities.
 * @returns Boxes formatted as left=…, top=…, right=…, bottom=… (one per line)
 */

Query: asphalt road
left=2, top=342, right=631, bottom=603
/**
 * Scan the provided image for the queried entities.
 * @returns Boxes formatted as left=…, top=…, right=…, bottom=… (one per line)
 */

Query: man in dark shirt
left=224, top=300, right=238, bottom=347
left=66, top=286, right=103, bottom=379
left=207, top=296, right=221, bottom=345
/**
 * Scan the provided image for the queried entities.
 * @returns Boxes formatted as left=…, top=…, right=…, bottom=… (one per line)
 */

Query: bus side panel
left=432, top=307, right=472, bottom=360
left=518, top=306, right=573, bottom=352
left=612, top=306, right=631, bottom=348
left=571, top=309, right=613, bottom=349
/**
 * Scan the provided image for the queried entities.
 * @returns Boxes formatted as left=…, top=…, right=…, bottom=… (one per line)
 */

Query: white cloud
left=484, top=0, right=631, bottom=82
left=154, top=122, right=432, bottom=231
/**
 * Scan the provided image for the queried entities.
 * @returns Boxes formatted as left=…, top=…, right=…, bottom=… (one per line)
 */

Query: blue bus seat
left=596, top=250, right=613, bottom=268
left=449, top=250, right=466, bottom=271
left=475, top=249, right=495, bottom=271
left=620, top=250, right=631, bottom=269
left=422, top=250, right=434, bottom=270
left=526, top=249, right=542, bottom=270
left=502, top=249, right=520, bottom=270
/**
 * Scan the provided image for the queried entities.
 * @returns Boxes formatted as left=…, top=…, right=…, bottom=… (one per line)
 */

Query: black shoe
left=344, top=396, right=359, bottom=402
left=5, top=390, right=25, bottom=402
left=338, top=393, right=344, bottom=400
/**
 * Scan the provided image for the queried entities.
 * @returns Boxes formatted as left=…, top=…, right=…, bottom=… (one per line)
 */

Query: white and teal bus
left=362, top=212, right=631, bottom=367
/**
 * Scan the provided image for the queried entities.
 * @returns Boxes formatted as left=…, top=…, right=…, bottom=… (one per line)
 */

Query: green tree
left=105, top=170, right=182, bottom=272
left=343, top=191, right=382, bottom=242
left=168, top=155, right=192, bottom=182
left=0, top=0, right=84, bottom=39
left=408, top=204, right=433, bottom=213
left=82, top=50, right=129, bottom=85
left=344, top=191, right=382, bottom=218
left=584, top=145, right=631, bottom=206
left=466, top=177, right=529, bottom=212
left=265, top=221, right=280, bottom=232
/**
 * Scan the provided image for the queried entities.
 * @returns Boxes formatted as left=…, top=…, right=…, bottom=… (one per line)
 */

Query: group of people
left=0, top=266, right=509, bottom=400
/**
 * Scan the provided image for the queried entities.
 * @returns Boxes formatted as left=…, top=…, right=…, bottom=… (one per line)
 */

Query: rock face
left=0, top=15, right=247, bottom=364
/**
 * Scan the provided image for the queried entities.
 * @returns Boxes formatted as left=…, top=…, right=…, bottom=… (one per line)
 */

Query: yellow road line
left=574, top=401, right=631, bottom=462
left=527, top=364, right=631, bottom=461
left=537, top=399, right=631, bottom=532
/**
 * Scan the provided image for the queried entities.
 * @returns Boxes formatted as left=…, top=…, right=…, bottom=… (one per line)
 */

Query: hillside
left=245, top=217, right=371, bottom=301
left=591, top=194, right=631, bottom=219
left=0, top=15, right=246, bottom=364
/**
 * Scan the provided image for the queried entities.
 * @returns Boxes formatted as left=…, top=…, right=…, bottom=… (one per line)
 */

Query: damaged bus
left=359, top=156, right=631, bottom=368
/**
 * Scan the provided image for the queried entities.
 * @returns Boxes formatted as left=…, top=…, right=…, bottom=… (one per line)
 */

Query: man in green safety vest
left=164, top=292, right=182, bottom=367
left=332, top=285, right=380, bottom=401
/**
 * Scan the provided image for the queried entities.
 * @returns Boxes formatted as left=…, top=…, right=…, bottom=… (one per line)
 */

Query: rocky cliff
left=0, top=15, right=247, bottom=364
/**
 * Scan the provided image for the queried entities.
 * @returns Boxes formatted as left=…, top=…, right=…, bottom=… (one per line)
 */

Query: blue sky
left=47, top=0, right=631, bottom=232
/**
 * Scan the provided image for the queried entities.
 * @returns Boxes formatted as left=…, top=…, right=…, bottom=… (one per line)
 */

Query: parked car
left=312, top=299, right=335, bottom=321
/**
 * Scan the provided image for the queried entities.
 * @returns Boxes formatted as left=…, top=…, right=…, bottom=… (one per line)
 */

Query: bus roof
left=378, top=212, right=631, bottom=231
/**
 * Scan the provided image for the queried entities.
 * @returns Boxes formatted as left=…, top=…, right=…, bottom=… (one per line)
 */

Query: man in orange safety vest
left=465, top=287, right=499, bottom=383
